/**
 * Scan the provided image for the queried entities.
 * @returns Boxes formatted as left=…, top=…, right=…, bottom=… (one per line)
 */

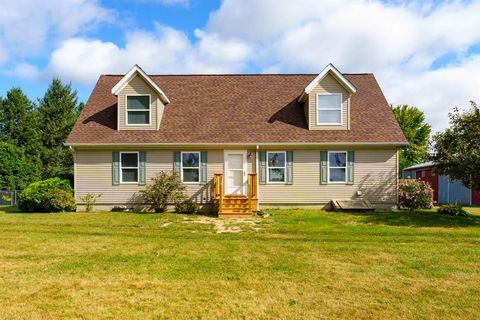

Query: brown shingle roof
left=66, top=73, right=407, bottom=145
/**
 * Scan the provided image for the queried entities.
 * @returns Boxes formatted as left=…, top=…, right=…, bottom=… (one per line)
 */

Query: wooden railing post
left=214, top=173, right=224, bottom=214
left=247, top=173, right=258, bottom=214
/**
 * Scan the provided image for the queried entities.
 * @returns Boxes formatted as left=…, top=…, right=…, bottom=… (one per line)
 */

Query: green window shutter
left=139, top=151, right=146, bottom=186
left=347, top=151, right=355, bottom=185
left=286, top=151, right=293, bottom=185
left=112, top=152, right=120, bottom=185
left=320, top=151, right=328, bottom=185
left=200, top=151, right=208, bottom=184
left=259, top=151, right=267, bottom=185
left=173, top=152, right=181, bottom=178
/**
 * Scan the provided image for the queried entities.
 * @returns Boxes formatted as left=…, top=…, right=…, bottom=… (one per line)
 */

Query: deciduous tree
left=430, top=101, right=480, bottom=188
left=392, top=104, right=431, bottom=173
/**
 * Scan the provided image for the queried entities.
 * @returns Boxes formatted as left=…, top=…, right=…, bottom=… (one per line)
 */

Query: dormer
left=111, top=65, right=170, bottom=130
left=299, top=63, right=356, bottom=130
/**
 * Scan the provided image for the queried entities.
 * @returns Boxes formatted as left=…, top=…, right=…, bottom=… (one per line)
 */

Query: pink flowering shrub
left=398, top=179, right=434, bottom=210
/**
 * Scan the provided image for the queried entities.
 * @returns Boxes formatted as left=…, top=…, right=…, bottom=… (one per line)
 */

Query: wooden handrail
left=247, top=173, right=258, bottom=213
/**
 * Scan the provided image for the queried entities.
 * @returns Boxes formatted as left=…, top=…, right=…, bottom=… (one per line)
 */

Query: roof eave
left=111, top=64, right=171, bottom=104
left=299, top=63, right=357, bottom=102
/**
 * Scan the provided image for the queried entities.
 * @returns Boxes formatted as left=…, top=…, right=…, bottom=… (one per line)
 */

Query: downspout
left=256, top=145, right=259, bottom=210
left=70, top=145, right=77, bottom=207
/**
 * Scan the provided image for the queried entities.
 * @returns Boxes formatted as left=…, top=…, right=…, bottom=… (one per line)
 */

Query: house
left=403, top=162, right=480, bottom=205
left=66, top=63, right=407, bottom=215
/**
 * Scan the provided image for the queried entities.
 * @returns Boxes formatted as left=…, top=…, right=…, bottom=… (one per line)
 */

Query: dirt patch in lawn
left=183, top=216, right=263, bottom=233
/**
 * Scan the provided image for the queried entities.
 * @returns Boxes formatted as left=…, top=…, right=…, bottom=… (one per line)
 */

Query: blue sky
left=1, top=0, right=480, bottom=132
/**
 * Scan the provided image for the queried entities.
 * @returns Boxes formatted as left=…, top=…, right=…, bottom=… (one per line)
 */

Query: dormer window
left=316, top=93, right=342, bottom=125
left=126, top=95, right=150, bottom=125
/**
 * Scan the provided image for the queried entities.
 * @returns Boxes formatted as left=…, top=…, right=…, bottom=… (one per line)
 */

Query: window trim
left=181, top=151, right=201, bottom=184
left=119, top=151, right=139, bottom=184
left=316, top=92, right=343, bottom=126
left=327, top=151, right=347, bottom=184
left=125, top=94, right=151, bottom=126
left=266, top=151, right=287, bottom=184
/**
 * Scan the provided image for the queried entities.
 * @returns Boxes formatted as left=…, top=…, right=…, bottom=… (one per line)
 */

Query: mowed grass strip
left=0, top=206, right=479, bottom=319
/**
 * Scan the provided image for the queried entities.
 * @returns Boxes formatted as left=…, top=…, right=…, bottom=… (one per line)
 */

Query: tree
left=0, top=142, right=41, bottom=190
left=0, top=87, right=41, bottom=156
left=392, top=104, right=431, bottom=174
left=430, top=101, right=480, bottom=188
left=37, top=78, right=82, bottom=179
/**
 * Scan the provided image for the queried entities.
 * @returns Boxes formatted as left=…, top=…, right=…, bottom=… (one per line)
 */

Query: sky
left=1, top=0, right=480, bottom=133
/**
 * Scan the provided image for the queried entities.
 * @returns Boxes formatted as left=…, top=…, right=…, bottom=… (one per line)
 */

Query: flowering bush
left=398, top=179, right=434, bottom=210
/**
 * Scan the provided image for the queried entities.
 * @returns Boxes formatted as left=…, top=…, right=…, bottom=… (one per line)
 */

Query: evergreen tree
left=37, top=78, right=81, bottom=179
left=0, top=87, right=41, bottom=156
left=0, top=142, right=41, bottom=190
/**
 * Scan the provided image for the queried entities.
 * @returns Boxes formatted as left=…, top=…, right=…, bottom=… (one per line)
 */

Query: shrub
left=175, top=197, right=199, bottom=214
left=398, top=178, right=434, bottom=210
left=19, top=178, right=75, bottom=212
left=140, top=172, right=185, bottom=212
left=80, top=193, right=102, bottom=212
left=437, top=204, right=468, bottom=217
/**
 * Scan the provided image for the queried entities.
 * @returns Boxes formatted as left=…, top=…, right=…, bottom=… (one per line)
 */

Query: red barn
left=403, top=162, right=480, bottom=205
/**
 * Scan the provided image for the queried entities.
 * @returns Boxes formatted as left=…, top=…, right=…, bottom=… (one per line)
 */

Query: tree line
left=0, top=79, right=83, bottom=190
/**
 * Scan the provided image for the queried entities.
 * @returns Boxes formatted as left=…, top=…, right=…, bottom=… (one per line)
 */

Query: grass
left=0, top=206, right=479, bottom=319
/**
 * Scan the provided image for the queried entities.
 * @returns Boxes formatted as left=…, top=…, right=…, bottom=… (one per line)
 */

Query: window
left=328, top=151, right=347, bottom=183
left=267, top=151, right=286, bottom=183
left=421, top=170, right=426, bottom=177
left=126, top=95, right=150, bottom=125
left=181, top=152, right=200, bottom=183
left=120, top=152, right=139, bottom=183
left=317, top=93, right=342, bottom=125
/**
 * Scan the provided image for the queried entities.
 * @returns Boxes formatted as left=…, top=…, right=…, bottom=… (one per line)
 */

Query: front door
left=224, top=150, right=247, bottom=195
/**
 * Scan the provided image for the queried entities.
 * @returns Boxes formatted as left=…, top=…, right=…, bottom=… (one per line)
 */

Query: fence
left=0, top=190, right=20, bottom=206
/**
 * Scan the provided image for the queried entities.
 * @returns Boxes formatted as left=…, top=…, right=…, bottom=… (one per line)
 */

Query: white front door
left=224, top=150, right=247, bottom=195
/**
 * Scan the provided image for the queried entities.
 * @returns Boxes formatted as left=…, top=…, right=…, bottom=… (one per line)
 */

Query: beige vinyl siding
left=118, top=74, right=163, bottom=130
left=308, top=73, right=350, bottom=130
left=75, top=149, right=224, bottom=205
left=259, top=149, right=397, bottom=205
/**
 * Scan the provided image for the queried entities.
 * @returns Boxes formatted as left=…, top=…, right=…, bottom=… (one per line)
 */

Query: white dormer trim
left=111, top=64, right=170, bottom=104
left=299, top=63, right=356, bottom=102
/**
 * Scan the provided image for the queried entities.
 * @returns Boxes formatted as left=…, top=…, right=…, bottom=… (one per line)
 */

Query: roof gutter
left=65, top=141, right=408, bottom=147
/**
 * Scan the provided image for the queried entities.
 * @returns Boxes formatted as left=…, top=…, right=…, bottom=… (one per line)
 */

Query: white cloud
left=0, top=0, right=111, bottom=60
left=11, top=63, right=41, bottom=80
left=45, top=24, right=251, bottom=84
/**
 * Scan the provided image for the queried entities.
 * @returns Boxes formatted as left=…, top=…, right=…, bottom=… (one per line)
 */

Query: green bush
left=19, top=178, right=75, bottom=212
left=175, top=197, right=199, bottom=214
left=398, top=179, right=434, bottom=210
left=437, top=204, right=468, bottom=217
left=140, top=172, right=185, bottom=212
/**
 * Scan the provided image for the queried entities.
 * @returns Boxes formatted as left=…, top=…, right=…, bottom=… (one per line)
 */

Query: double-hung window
left=317, top=93, right=342, bottom=125
left=120, top=152, right=139, bottom=183
left=181, top=152, right=200, bottom=183
left=328, top=151, right=347, bottom=183
left=267, top=151, right=286, bottom=183
left=126, top=95, right=150, bottom=125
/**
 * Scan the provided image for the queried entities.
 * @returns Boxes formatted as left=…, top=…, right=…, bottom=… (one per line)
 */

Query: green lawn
left=0, top=206, right=479, bottom=319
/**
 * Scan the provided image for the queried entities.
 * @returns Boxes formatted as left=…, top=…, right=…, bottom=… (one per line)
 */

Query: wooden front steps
left=213, top=173, right=258, bottom=216
left=219, top=195, right=252, bottom=215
